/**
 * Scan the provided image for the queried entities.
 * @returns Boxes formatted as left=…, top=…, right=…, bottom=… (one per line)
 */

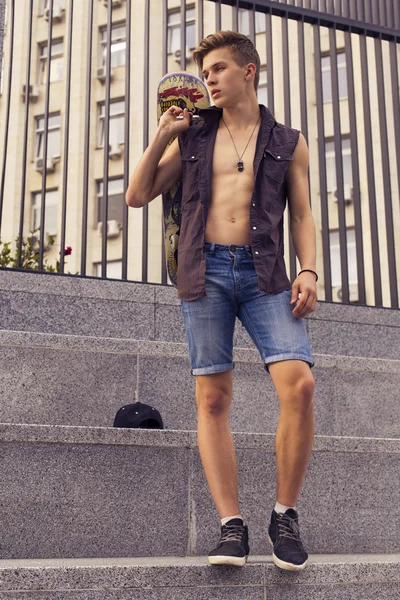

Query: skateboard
left=157, top=71, right=211, bottom=286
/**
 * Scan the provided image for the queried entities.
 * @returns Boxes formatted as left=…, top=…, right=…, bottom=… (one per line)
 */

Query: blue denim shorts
left=180, top=242, right=315, bottom=376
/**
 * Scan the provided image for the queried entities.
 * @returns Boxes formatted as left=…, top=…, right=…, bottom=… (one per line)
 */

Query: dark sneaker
left=208, top=518, right=250, bottom=566
left=268, top=508, right=308, bottom=571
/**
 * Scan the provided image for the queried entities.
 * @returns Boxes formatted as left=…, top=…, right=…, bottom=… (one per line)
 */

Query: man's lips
left=211, top=90, right=221, bottom=97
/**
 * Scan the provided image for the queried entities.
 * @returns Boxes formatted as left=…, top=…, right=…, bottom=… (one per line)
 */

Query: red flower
left=64, top=247, right=72, bottom=256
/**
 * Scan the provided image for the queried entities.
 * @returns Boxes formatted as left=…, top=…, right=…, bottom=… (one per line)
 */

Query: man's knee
left=196, top=370, right=233, bottom=415
left=270, top=361, right=315, bottom=412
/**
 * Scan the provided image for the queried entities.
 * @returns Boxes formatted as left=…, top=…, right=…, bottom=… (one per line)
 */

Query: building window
left=94, top=261, right=123, bottom=279
left=325, top=138, right=353, bottom=195
left=35, top=114, right=61, bottom=160
left=321, top=52, right=348, bottom=103
left=100, top=23, right=126, bottom=68
left=168, top=7, right=196, bottom=55
left=98, top=100, right=125, bottom=147
left=38, top=40, right=64, bottom=84
left=239, top=9, right=266, bottom=35
left=329, top=229, right=357, bottom=288
left=32, top=190, right=58, bottom=237
left=96, top=178, right=124, bottom=225
left=257, top=66, right=267, bottom=106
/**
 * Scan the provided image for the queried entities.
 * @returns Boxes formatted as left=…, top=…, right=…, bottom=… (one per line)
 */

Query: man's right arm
left=125, top=106, right=191, bottom=208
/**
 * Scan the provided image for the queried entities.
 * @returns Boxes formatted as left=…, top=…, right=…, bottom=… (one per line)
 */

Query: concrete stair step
left=0, top=554, right=399, bottom=598
left=1, top=269, right=399, bottom=359
left=1, top=423, right=399, bottom=559
left=1, top=330, right=399, bottom=438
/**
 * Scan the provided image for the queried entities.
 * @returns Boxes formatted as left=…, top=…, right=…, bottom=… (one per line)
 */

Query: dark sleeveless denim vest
left=177, top=104, right=300, bottom=301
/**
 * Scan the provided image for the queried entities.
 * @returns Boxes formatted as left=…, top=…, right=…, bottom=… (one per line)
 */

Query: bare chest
left=211, top=124, right=260, bottom=182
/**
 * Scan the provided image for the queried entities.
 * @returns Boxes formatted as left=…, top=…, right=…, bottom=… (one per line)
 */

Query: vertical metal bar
left=0, top=0, right=15, bottom=238
left=386, top=0, right=394, bottom=29
left=359, top=33, right=382, bottom=305
left=142, top=0, right=150, bottom=282
left=80, top=0, right=94, bottom=277
left=382, top=0, right=387, bottom=27
left=344, top=30, right=366, bottom=304
left=394, top=0, right=400, bottom=30
left=266, top=9, right=274, bottom=115
left=161, top=0, right=168, bottom=284
left=365, top=0, right=372, bottom=24
left=389, top=40, right=400, bottom=219
left=180, top=0, right=187, bottom=70
left=313, top=0, right=322, bottom=13
left=101, top=0, right=113, bottom=278
left=281, top=12, right=298, bottom=282
left=198, top=0, right=204, bottom=79
left=371, top=0, right=379, bottom=26
left=356, top=0, right=364, bottom=23
left=59, top=0, right=74, bottom=274
left=232, top=0, right=239, bottom=34
left=232, top=0, right=239, bottom=31
left=38, top=0, right=54, bottom=271
left=122, top=0, right=132, bottom=281
left=314, top=22, right=332, bottom=300
left=327, top=0, right=334, bottom=15
left=282, top=14, right=291, bottom=127
left=297, top=16, right=310, bottom=211
left=249, top=4, right=256, bottom=45
left=329, top=26, right=350, bottom=303
left=374, top=36, right=398, bottom=307
left=215, top=0, right=221, bottom=32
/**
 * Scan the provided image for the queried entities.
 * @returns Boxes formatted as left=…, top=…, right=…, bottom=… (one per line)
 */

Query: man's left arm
left=285, top=132, right=318, bottom=318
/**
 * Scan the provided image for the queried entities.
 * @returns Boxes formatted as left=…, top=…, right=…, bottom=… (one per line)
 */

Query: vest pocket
left=263, top=148, right=293, bottom=183
left=181, top=154, right=200, bottom=203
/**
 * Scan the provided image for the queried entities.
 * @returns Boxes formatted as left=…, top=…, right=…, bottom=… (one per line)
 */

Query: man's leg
left=268, top=359, right=315, bottom=506
left=196, top=370, right=241, bottom=519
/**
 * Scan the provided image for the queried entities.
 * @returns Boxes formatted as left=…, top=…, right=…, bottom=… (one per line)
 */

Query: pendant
left=237, top=160, right=244, bottom=172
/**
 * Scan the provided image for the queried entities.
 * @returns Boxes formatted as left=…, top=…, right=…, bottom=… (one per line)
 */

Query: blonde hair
left=192, top=30, right=260, bottom=92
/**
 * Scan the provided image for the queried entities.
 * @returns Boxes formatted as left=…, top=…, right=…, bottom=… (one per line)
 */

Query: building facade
left=0, top=0, right=399, bottom=308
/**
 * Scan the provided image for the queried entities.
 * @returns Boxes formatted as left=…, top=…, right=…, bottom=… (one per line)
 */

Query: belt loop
left=210, top=242, right=216, bottom=254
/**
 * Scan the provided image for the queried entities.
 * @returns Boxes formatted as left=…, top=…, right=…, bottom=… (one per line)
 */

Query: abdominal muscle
left=204, top=172, right=253, bottom=246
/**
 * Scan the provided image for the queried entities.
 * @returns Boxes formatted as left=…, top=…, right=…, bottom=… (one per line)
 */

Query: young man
left=126, top=30, right=317, bottom=571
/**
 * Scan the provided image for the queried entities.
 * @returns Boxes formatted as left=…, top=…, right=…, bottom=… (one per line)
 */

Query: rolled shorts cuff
left=264, top=354, right=315, bottom=373
left=191, top=362, right=235, bottom=376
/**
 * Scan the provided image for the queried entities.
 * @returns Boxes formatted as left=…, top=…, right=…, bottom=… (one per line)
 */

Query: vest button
left=252, top=203, right=256, bottom=206
left=191, top=156, right=196, bottom=159
left=255, top=251, right=259, bottom=255
left=253, top=226, right=257, bottom=230
left=277, top=155, right=281, bottom=159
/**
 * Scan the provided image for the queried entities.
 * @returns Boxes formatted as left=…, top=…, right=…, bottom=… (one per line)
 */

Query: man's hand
left=290, top=272, right=318, bottom=318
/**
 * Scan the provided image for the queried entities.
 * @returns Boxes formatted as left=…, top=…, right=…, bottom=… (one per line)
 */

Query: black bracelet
left=298, top=269, right=318, bottom=282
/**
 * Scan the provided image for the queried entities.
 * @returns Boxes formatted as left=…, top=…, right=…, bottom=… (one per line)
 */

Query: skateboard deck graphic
left=157, top=71, right=211, bottom=286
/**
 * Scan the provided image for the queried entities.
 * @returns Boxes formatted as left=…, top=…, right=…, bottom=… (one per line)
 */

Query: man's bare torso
left=205, top=120, right=261, bottom=245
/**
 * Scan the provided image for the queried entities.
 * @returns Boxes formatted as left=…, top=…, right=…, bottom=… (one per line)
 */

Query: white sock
left=221, top=514, right=243, bottom=526
left=275, top=501, right=296, bottom=514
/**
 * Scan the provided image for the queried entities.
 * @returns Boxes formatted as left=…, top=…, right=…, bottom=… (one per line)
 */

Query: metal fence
left=0, top=0, right=399, bottom=308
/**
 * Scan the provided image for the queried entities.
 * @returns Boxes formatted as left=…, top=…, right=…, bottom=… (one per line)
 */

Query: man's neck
left=220, top=99, right=261, bottom=132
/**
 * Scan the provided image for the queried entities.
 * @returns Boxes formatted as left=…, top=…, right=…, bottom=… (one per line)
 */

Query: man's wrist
left=298, top=268, right=318, bottom=282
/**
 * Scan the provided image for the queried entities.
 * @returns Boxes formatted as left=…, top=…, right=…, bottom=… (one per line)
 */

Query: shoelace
left=276, top=513, right=302, bottom=542
left=220, top=524, right=245, bottom=544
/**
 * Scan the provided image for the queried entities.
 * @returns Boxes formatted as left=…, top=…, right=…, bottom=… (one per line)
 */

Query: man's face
left=201, top=47, right=253, bottom=106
